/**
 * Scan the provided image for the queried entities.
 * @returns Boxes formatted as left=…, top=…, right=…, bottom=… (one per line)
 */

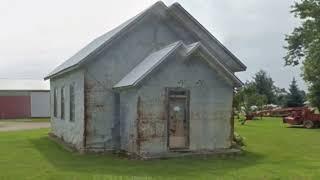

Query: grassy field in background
left=0, top=118, right=320, bottom=179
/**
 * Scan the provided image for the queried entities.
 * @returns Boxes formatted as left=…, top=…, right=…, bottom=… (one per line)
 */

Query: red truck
left=283, top=108, right=320, bottom=128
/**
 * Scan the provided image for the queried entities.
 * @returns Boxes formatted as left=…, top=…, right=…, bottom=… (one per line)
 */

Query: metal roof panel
left=113, top=41, right=182, bottom=89
left=45, top=2, right=166, bottom=79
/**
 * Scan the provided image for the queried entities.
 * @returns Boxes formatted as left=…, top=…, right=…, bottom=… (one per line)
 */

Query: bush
left=238, top=116, right=246, bottom=125
left=232, top=132, right=246, bottom=148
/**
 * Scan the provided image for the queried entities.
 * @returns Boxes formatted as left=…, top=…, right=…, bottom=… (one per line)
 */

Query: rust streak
left=136, top=96, right=142, bottom=154
left=83, top=78, right=89, bottom=150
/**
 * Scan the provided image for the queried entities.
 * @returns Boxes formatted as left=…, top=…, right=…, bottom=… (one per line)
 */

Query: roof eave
left=113, top=41, right=183, bottom=89
left=169, top=3, right=247, bottom=72
left=44, top=64, right=79, bottom=80
left=190, top=43, right=244, bottom=87
left=45, top=2, right=168, bottom=80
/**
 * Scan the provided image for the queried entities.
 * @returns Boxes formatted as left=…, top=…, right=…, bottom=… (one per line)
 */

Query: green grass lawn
left=0, top=118, right=320, bottom=180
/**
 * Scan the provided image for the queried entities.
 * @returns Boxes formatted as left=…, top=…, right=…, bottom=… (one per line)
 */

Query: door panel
left=168, top=96, right=189, bottom=149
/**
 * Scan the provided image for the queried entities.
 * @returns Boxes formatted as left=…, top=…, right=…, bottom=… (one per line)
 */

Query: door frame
left=165, top=87, right=190, bottom=150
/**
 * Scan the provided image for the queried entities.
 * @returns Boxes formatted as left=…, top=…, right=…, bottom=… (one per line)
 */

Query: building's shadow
left=286, top=125, right=320, bottom=130
left=30, top=136, right=264, bottom=178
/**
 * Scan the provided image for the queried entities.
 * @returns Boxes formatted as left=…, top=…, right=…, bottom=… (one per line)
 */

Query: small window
left=69, top=83, right=75, bottom=122
left=169, top=89, right=187, bottom=98
left=53, top=88, right=58, bottom=117
left=61, top=87, right=65, bottom=120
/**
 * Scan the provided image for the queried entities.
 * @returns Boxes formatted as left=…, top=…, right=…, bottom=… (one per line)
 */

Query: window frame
left=69, top=83, right=75, bottom=122
left=61, top=86, right=65, bottom=120
left=53, top=88, right=58, bottom=118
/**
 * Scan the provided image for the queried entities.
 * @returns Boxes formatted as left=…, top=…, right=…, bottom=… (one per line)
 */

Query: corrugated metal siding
left=30, top=92, right=50, bottom=117
left=0, top=96, right=31, bottom=119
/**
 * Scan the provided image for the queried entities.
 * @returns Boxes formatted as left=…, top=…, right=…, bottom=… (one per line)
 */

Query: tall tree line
left=285, top=0, right=320, bottom=111
left=234, top=70, right=306, bottom=114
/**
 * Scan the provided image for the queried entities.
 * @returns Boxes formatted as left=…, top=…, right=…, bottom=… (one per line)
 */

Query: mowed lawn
left=0, top=118, right=320, bottom=179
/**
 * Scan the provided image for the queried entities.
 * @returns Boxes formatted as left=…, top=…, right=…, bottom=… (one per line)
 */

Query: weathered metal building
left=0, top=79, right=50, bottom=119
left=45, top=1, right=246, bottom=158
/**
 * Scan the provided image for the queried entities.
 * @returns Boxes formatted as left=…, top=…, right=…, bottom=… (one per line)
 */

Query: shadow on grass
left=30, top=136, right=264, bottom=178
left=286, top=125, right=320, bottom=131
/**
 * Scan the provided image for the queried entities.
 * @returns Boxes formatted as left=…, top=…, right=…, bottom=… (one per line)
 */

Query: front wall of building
left=123, top=53, right=234, bottom=156
left=83, top=12, right=197, bottom=150
left=119, top=89, right=138, bottom=153
left=50, top=69, right=85, bottom=149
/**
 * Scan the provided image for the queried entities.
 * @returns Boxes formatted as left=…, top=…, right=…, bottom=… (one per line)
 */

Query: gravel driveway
left=0, top=120, right=50, bottom=132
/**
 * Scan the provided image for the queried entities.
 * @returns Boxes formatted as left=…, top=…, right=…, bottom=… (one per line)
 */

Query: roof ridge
left=45, top=1, right=246, bottom=80
left=168, top=3, right=247, bottom=71
left=45, top=1, right=168, bottom=80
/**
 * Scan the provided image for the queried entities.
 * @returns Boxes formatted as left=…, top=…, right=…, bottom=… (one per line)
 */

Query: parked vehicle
left=283, top=108, right=320, bottom=128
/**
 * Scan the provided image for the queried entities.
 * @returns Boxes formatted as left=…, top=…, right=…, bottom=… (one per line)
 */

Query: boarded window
left=61, top=87, right=65, bottom=120
left=53, top=88, right=58, bottom=117
left=69, top=83, right=75, bottom=122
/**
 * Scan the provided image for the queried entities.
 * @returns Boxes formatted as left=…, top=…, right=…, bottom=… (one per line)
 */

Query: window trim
left=69, top=83, right=75, bottom=122
left=61, top=86, right=65, bottom=120
left=53, top=88, right=58, bottom=118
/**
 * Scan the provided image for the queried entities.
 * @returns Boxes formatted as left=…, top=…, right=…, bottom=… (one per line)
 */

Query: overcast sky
left=0, top=0, right=306, bottom=90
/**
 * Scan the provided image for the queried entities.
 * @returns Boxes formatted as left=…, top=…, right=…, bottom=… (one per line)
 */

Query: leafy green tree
left=252, top=70, right=276, bottom=104
left=308, top=82, right=320, bottom=110
left=286, top=78, right=305, bottom=107
left=285, top=0, right=320, bottom=110
left=274, top=87, right=288, bottom=106
left=234, top=82, right=256, bottom=114
left=234, top=81, right=267, bottom=116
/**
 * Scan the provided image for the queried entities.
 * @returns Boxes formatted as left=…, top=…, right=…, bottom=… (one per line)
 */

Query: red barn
left=0, top=79, right=50, bottom=119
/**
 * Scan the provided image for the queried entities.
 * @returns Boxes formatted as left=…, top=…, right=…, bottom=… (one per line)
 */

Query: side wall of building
left=0, top=91, right=31, bottom=119
left=122, top=53, right=234, bottom=156
left=50, top=69, right=85, bottom=149
left=30, top=91, right=50, bottom=117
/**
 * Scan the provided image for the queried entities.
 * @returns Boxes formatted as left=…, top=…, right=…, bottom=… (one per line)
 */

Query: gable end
left=168, top=3, right=247, bottom=72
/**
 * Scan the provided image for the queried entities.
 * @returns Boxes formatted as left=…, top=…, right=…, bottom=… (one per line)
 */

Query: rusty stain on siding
left=83, top=79, right=89, bottom=149
left=136, top=96, right=142, bottom=154
left=135, top=94, right=168, bottom=154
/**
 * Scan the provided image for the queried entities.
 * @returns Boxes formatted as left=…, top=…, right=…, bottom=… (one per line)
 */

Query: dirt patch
left=0, top=121, right=50, bottom=132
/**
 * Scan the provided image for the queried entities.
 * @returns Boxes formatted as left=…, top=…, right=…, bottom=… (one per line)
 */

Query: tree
left=234, top=81, right=267, bottom=115
left=234, top=82, right=257, bottom=114
left=274, top=87, right=288, bottom=106
left=252, top=70, right=276, bottom=104
left=286, top=78, right=305, bottom=107
left=284, top=0, right=320, bottom=111
left=308, top=82, right=320, bottom=110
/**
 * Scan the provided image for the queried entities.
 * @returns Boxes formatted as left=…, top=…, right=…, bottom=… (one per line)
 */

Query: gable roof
left=113, top=41, right=243, bottom=90
left=44, top=2, right=166, bottom=80
left=0, top=79, right=50, bottom=91
left=168, top=3, right=246, bottom=71
left=113, top=41, right=182, bottom=89
left=45, top=1, right=246, bottom=80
